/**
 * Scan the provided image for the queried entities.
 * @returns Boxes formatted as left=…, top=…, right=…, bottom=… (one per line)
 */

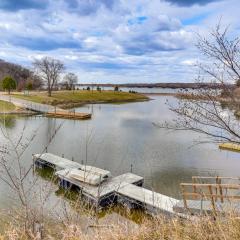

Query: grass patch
left=13, top=90, right=148, bottom=108
left=0, top=100, right=15, bottom=112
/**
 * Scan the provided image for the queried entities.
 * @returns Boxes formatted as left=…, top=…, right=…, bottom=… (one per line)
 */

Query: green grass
left=13, top=90, right=148, bottom=108
left=0, top=100, right=15, bottom=112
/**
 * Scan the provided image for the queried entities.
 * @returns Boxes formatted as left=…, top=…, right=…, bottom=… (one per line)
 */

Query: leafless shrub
left=160, top=21, right=240, bottom=144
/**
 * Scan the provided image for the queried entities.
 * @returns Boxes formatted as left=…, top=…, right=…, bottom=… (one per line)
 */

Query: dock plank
left=174, top=200, right=240, bottom=215
left=46, top=111, right=91, bottom=120
left=117, top=184, right=179, bottom=214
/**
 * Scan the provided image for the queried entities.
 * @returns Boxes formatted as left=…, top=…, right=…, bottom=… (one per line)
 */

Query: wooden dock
left=33, top=153, right=179, bottom=215
left=46, top=111, right=91, bottom=120
left=219, top=142, right=240, bottom=152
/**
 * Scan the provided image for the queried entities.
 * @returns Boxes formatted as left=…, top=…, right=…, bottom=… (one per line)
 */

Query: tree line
left=0, top=57, right=78, bottom=96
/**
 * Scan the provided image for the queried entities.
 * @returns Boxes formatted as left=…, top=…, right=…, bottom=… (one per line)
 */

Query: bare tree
left=161, top=22, right=240, bottom=144
left=33, top=57, right=65, bottom=96
left=63, top=72, right=78, bottom=91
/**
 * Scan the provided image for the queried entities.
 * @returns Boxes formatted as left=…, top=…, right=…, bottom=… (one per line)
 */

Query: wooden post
left=181, top=184, right=188, bottom=209
left=217, top=178, right=224, bottom=203
left=193, top=177, right=197, bottom=200
left=208, top=185, right=216, bottom=215
left=32, top=154, right=35, bottom=174
left=215, top=176, right=218, bottom=202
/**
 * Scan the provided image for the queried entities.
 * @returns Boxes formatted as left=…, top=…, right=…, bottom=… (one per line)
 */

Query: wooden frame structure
left=180, top=176, right=240, bottom=214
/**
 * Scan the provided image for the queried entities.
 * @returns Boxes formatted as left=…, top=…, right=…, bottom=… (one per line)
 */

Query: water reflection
left=0, top=96, right=239, bottom=212
left=0, top=115, right=16, bottom=129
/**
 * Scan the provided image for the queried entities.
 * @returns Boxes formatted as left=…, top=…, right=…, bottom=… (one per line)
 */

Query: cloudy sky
left=0, top=0, right=239, bottom=83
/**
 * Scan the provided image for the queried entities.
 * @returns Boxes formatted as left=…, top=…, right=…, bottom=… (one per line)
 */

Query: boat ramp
left=33, top=153, right=179, bottom=215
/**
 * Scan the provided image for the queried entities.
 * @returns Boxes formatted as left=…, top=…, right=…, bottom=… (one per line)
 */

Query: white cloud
left=0, top=0, right=238, bottom=83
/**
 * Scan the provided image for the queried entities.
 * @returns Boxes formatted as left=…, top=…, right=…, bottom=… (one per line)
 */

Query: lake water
left=0, top=94, right=239, bottom=213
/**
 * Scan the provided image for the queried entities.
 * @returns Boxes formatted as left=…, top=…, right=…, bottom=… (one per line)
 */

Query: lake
left=0, top=94, right=239, bottom=213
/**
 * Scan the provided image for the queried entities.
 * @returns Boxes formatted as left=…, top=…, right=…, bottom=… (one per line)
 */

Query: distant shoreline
left=75, top=82, right=235, bottom=89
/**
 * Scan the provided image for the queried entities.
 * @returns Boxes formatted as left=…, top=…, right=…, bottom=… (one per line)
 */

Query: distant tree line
left=0, top=59, right=42, bottom=91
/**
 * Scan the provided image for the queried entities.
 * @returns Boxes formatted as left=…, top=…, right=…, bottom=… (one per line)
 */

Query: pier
left=33, top=153, right=240, bottom=216
left=219, top=142, right=240, bottom=152
left=46, top=110, right=91, bottom=120
left=0, top=94, right=91, bottom=120
left=33, top=153, right=179, bottom=215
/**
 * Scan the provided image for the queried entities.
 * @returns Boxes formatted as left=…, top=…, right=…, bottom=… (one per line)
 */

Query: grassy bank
left=0, top=100, right=15, bottom=112
left=2, top=213, right=240, bottom=239
left=13, top=90, right=149, bottom=108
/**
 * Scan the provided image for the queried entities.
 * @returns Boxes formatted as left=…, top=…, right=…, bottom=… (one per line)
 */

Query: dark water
left=0, top=95, right=239, bottom=211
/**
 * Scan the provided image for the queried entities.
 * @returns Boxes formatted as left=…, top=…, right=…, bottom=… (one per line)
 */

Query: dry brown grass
left=2, top=213, right=240, bottom=240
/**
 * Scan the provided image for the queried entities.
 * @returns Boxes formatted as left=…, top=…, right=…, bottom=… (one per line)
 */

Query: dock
left=117, top=184, right=179, bottom=215
left=56, top=169, right=143, bottom=207
left=0, top=94, right=91, bottom=120
left=219, top=142, right=240, bottom=152
left=33, top=153, right=179, bottom=215
left=45, top=111, right=91, bottom=120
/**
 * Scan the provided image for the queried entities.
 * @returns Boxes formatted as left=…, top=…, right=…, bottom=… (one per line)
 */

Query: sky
left=0, top=0, right=239, bottom=83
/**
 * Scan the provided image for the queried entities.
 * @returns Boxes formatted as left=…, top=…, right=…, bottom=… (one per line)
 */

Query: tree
left=2, top=76, right=16, bottom=94
left=63, top=72, right=78, bottom=91
left=33, top=57, right=64, bottom=96
left=161, top=22, right=240, bottom=144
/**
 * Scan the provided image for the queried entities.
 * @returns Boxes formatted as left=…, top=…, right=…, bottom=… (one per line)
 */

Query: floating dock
left=219, top=142, right=240, bottom=152
left=56, top=169, right=143, bottom=207
left=46, top=111, right=91, bottom=120
left=33, top=153, right=179, bottom=215
left=117, top=184, right=179, bottom=215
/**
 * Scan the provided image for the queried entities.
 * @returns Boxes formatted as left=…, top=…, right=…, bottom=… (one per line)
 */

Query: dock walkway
left=117, top=184, right=179, bottom=215
left=0, top=94, right=91, bottom=120
left=174, top=200, right=240, bottom=215
left=33, top=153, right=179, bottom=214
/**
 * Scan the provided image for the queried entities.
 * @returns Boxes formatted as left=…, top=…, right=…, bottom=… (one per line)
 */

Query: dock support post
left=208, top=185, right=216, bottom=215
left=32, top=154, right=35, bottom=174
left=216, top=177, right=223, bottom=203
left=181, top=184, right=188, bottom=209
left=130, top=164, right=133, bottom=173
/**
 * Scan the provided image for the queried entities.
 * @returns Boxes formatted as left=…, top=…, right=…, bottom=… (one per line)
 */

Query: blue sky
left=0, top=0, right=239, bottom=83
